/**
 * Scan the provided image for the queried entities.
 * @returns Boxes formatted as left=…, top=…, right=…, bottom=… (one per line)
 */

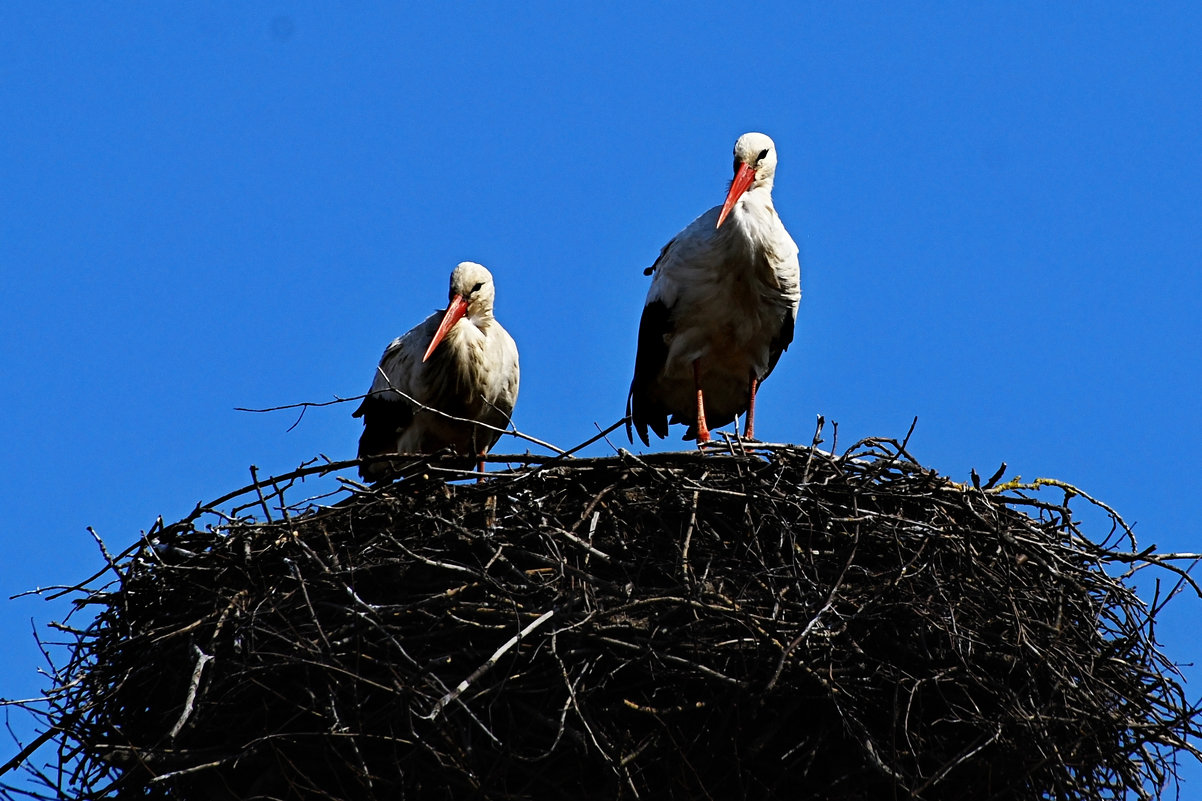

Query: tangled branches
left=5, top=436, right=1201, bottom=800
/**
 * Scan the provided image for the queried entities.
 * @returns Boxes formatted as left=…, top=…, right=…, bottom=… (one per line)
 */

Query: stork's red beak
left=716, top=162, right=757, bottom=228
left=422, top=294, right=468, bottom=363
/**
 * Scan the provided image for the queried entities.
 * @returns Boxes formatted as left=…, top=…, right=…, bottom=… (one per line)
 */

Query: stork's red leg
left=693, top=359, right=711, bottom=443
left=476, top=452, right=486, bottom=483
left=744, top=372, right=759, bottom=440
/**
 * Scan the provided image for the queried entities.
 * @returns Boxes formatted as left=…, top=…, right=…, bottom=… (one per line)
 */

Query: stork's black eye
left=757, top=148, right=770, bottom=162
left=471, top=282, right=484, bottom=293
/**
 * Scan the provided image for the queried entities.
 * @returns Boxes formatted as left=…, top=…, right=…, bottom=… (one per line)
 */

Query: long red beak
left=716, top=162, right=757, bottom=228
left=422, top=294, right=468, bottom=363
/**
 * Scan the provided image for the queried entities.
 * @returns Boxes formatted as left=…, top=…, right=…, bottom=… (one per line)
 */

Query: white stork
left=353, top=261, right=520, bottom=481
left=627, top=132, right=801, bottom=445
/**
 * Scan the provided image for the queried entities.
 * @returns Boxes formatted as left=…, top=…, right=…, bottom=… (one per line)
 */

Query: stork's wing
left=476, top=323, right=521, bottom=454
left=626, top=213, right=722, bottom=445
left=762, top=234, right=801, bottom=381
left=352, top=313, right=439, bottom=467
left=353, top=392, right=413, bottom=466
left=764, top=304, right=796, bottom=380
left=642, top=237, right=675, bottom=276
left=626, top=296, right=673, bottom=445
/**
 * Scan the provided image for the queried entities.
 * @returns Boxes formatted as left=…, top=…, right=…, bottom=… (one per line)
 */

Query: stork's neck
left=435, top=312, right=491, bottom=388
left=721, top=183, right=795, bottom=279
left=752, top=171, right=775, bottom=196
left=745, top=182, right=775, bottom=209
left=467, top=308, right=495, bottom=330
left=462, top=296, right=496, bottom=330
left=728, top=185, right=778, bottom=237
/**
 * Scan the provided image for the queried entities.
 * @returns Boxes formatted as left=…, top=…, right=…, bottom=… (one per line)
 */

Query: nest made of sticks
left=7, top=435, right=1202, bottom=800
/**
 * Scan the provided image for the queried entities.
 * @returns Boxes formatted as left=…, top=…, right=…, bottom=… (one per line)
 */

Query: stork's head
left=423, top=261, right=496, bottom=362
left=449, top=261, right=496, bottom=318
left=717, top=132, right=778, bottom=228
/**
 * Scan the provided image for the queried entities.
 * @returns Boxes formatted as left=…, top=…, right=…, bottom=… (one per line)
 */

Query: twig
left=422, top=608, right=558, bottom=720
left=167, top=646, right=213, bottom=739
left=248, top=465, right=272, bottom=522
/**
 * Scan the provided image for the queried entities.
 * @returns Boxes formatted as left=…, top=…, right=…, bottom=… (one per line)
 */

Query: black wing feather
left=763, top=305, right=796, bottom=380
left=353, top=395, right=413, bottom=480
left=626, top=298, right=673, bottom=445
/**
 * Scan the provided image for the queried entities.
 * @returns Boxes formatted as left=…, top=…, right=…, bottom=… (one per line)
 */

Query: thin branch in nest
left=166, top=646, right=212, bottom=740
left=238, top=374, right=569, bottom=455
left=423, top=607, right=558, bottom=721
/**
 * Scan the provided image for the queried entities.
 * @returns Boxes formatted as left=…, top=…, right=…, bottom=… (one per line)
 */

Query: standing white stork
left=627, top=132, right=801, bottom=445
left=353, top=261, right=520, bottom=481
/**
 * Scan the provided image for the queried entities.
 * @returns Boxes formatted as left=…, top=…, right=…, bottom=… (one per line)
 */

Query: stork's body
left=354, top=262, right=519, bottom=481
left=628, top=132, right=800, bottom=445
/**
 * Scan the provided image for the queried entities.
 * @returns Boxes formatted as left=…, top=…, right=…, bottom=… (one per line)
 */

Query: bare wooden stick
left=422, top=608, right=557, bottom=721
left=167, top=646, right=213, bottom=739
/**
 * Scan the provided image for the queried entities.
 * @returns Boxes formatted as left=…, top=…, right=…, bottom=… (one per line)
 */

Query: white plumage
left=354, top=262, right=519, bottom=480
left=627, top=132, right=801, bottom=444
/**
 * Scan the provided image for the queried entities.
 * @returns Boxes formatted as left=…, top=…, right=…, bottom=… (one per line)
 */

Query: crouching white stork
left=354, top=261, right=520, bottom=481
left=627, top=132, right=801, bottom=445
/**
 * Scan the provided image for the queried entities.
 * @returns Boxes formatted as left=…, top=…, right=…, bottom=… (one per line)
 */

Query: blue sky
left=3, top=2, right=1201, bottom=794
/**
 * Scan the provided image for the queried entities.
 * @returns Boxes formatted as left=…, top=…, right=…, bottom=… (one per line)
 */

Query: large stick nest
left=8, top=437, right=1202, bottom=799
